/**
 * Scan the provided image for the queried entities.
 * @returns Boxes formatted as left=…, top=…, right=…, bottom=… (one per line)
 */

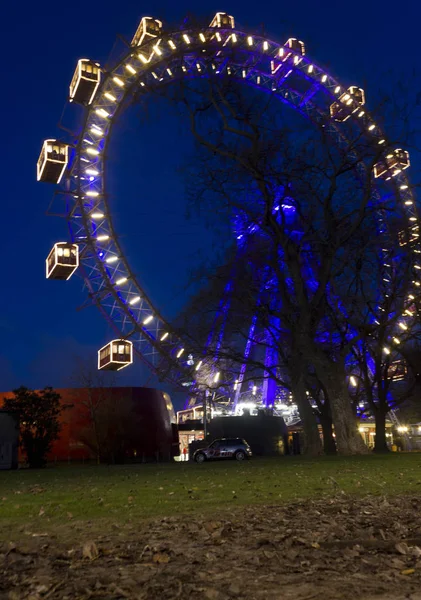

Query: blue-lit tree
left=175, top=77, right=418, bottom=455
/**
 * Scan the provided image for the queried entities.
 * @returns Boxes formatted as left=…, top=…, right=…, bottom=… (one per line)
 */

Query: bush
left=3, top=386, right=63, bottom=468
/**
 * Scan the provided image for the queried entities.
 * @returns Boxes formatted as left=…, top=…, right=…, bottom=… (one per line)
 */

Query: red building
left=0, top=387, right=179, bottom=463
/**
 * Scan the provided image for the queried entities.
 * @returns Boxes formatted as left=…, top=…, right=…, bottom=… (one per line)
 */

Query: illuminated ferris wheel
left=37, top=12, right=419, bottom=410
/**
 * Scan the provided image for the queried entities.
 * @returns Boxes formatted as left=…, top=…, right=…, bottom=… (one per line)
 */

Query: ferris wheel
left=37, top=12, right=419, bottom=408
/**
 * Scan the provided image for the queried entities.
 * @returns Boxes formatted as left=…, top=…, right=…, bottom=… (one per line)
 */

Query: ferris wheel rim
left=56, top=18, right=418, bottom=388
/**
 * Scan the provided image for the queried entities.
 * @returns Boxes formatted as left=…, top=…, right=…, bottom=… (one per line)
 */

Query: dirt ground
left=2, top=494, right=421, bottom=600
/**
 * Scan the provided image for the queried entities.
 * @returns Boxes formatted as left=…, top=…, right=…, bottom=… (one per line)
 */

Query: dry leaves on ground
left=1, top=494, right=421, bottom=599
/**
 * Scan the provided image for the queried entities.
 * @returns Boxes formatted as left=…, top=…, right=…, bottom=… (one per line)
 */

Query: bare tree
left=163, top=76, right=416, bottom=455
left=347, top=306, right=421, bottom=453
left=69, top=360, right=117, bottom=463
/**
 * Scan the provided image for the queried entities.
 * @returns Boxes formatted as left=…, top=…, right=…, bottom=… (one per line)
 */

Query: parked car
left=193, top=438, right=252, bottom=463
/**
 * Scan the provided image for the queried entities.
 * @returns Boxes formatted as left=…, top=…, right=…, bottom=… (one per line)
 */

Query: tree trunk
left=373, top=409, right=389, bottom=453
left=322, top=374, right=369, bottom=455
left=319, top=411, right=337, bottom=455
left=291, top=377, right=323, bottom=456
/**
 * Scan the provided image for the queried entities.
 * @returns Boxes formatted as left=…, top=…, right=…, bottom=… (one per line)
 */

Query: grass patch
left=1, top=454, right=421, bottom=528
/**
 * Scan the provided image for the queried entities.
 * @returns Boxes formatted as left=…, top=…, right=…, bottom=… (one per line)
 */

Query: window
left=63, top=248, right=70, bottom=257
left=57, top=247, right=63, bottom=257
left=38, top=148, right=46, bottom=166
left=118, top=344, right=125, bottom=354
left=100, top=346, right=110, bottom=360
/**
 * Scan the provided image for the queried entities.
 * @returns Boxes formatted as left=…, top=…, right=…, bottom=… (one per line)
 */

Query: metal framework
left=40, top=13, right=420, bottom=401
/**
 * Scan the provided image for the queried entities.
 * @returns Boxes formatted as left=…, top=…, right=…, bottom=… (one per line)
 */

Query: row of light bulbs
left=71, top=22, right=419, bottom=384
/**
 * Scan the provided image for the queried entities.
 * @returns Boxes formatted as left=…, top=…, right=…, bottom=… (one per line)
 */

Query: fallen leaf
left=401, top=568, right=415, bottom=575
left=83, top=541, right=99, bottom=560
left=203, top=521, right=221, bottom=533
left=204, top=588, right=220, bottom=599
left=30, top=486, right=46, bottom=495
left=153, top=552, right=170, bottom=564
left=395, top=542, right=409, bottom=555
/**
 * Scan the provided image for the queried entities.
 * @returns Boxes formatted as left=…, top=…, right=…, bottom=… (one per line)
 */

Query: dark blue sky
left=1, top=0, right=420, bottom=406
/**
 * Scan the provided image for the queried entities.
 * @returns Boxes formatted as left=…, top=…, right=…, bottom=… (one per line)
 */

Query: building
left=0, top=387, right=178, bottom=464
left=177, top=405, right=287, bottom=458
left=176, top=404, right=419, bottom=455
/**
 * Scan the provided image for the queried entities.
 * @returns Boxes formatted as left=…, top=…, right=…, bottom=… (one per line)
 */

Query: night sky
left=1, top=0, right=420, bottom=409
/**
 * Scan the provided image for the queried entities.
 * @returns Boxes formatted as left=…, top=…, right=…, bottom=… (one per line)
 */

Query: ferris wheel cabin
left=387, top=360, right=407, bottom=381
left=284, top=38, right=305, bottom=55
left=209, top=12, right=235, bottom=28
left=69, top=59, right=101, bottom=105
left=98, top=340, right=133, bottom=371
left=374, top=149, right=410, bottom=179
left=330, top=86, right=365, bottom=122
left=37, top=140, right=69, bottom=184
left=131, top=17, right=162, bottom=47
left=399, top=224, right=419, bottom=246
left=271, top=38, right=305, bottom=73
left=46, top=243, right=79, bottom=280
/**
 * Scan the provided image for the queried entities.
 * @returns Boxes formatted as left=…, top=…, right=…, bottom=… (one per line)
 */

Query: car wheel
left=195, top=452, right=206, bottom=463
left=235, top=450, right=246, bottom=461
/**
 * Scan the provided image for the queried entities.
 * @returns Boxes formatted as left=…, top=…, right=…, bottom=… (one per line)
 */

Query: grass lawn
left=1, top=454, right=421, bottom=529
